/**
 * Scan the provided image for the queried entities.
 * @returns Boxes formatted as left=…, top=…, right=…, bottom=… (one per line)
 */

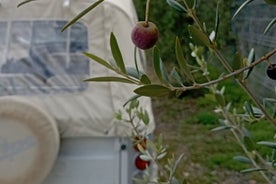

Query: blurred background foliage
left=133, top=0, right=237, bottom=64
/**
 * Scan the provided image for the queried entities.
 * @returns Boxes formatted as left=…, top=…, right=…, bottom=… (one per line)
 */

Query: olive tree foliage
left=18, top=0, right=276, bottom=183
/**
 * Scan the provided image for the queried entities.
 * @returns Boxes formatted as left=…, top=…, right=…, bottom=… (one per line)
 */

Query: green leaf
left=232, top=0, right=254, bottom=20
left=264, top=18, right=276, bottom=34
left=244, top=48, right=255, bottom=80
left=134, top=84, right=171, bottom=97
left=258, top=141, right=276, bottom=149
left=214, top=1, right=220, bottom=41
left=175, top=37, right=195, bottom=82
left=188, top=25, right=212, bottom=47
left=233, top=156, right=252, bottom=164
left=153, top=46, right=164, bottom=82
left=61, top=0, right=104, bottom=32
left=240, top=168, right=266, bottom=173
left=84, top=76, right=135, bottom=84
left=110, top=32, right=126, bottom=73
left=123, top=95, right=141, bottom=107
left=170, top=67, right=184, bottom=87
left=140, top=74, right=151, bottom=84
left=17, top=0, right=37, bottom=7
left=166, top=0, right=187, bottom=13
left=83, top=52, right=114, bottom=71
left=126, top=67, right=144, bottom=80
left=160, top=59, right=170, bottom=84
left=244, top=101, right=254, bottom=117
left=211, top=125, right=231, bottom=132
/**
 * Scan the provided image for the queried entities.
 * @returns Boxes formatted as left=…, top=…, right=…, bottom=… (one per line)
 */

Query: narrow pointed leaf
left=110, top=32, right=126, bottom=73
left=140, top=74, right=151, bottom=84
left=244, top=48, right=255, bottom=80
left=258, top=141, right=276, bottom=149
left=240, top=168, right=266, bottom=173
left=233, top=156, right=252, bottom=164
left=175, top=37, right=195, bottom=82
left=193, top=0, right=198, bottom=8
left=160, top=59, right=170, bottom=84
left=134, top=84, right=171, bottom=97
left=84, top=76, right=135, bottom=84
left=214, top=1, right=220, bottom=41
left=232, top=0, right=254, bottom=20
left=166, top=0, right=187, bottom=13
left=188, top=25, right=212, bottom=47
left=170, top=67, right=184, bottom=87
left=153, top=46, right=164, bottom=82
left=244, top=101, right=254, bottom=116
left=211, top=125, right=231, bottom=132
left=126, top=67, right=144, bottom=79
left=264, top=18, right=276, bottom=34
left=83, top=52, right=114, bottom=71
left=62, top=0, right=104, bottom=32
left=17, top=0, right=37, bottom=7
left=123, top=95, right=141, bottom=107
left=234, top=156, right=253, bottom=164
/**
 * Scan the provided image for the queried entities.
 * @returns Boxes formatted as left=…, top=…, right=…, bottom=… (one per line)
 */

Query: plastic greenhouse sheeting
left=0, top=0, right=155, bottom=137
left=232, top=0, right=276, bottom=106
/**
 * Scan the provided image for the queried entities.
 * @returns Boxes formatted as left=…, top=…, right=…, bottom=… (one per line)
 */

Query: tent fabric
left=0, top=0, right=155, bottom=137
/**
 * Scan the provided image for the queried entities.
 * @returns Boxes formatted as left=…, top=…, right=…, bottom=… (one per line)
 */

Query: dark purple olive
left=266, top=64, right=276, bottom=80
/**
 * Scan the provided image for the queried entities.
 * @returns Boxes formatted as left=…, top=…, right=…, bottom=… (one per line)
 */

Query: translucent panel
left=0, top=20, right=89, bottom=95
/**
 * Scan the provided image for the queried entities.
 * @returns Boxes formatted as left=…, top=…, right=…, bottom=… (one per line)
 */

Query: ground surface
left=151, top=96, right=266, bottom=184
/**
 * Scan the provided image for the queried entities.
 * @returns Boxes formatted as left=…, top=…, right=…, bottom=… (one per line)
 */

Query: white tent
left=0, top=0, right=155, bottom=138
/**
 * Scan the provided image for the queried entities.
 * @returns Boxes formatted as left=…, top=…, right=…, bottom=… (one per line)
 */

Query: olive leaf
left=258, top=141, right=276, bottom=149
left=110, top=32, right=126, bottom=73
left=83, top=52, right=114, bottom=71
left=62, top=0, right=104, bottom=32
left=140, top=74, right=151, bottom=84
left=214, top=1, right=220, bottom=41
left=264, top=18, right=276, bottom=34
left=211, top=125, right=232, bottom=132
left=126, top=67, right=144, bottom=80
left=166, top=0, right=187, bottom=13
left=188, top=25, right=212, bottom=47
left=84, top=76, right=135, bottom=84
left=233, top=156, right=252, bottom=164
left=232, top=0, right=254, bottom=20
left=134, top=84, right=171, bottom=97
left=244, top=48, right=255, bottom=80
left=240, top=168, right=266, bottom=174
left=153, top=46, right=170, bottom=84
left=17, top=0, right=37, bottom=7
left=175, top=37, right=195, bottom=82
left=170, top=67, right=184, bottom=87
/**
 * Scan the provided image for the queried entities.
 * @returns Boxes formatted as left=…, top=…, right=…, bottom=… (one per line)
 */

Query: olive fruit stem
left=145, top=0, right=151, bottom=26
